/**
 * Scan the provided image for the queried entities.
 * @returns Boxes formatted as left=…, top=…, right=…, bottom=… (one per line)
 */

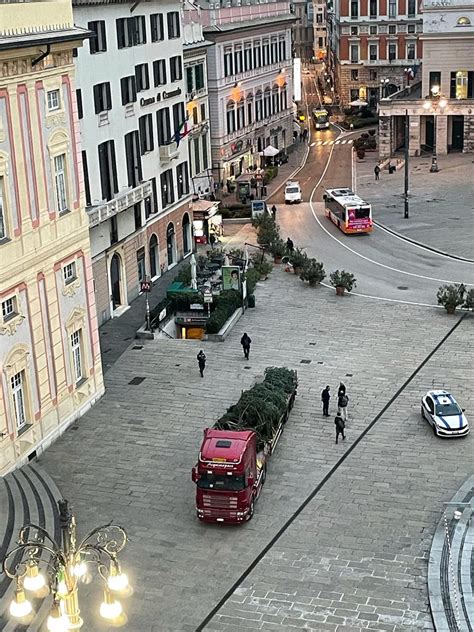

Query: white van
left=285, top=181, right=302, bottom=204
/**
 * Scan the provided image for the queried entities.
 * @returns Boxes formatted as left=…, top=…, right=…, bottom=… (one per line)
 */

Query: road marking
left=313, top=139, right=353, bottom=146
left=310, top=141, right=316, bottom=147
left=320, top=283, right=442, bottom=308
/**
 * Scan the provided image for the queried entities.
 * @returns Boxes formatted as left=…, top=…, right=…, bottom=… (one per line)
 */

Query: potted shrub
left=290, top=247, right=308, bottom=275
left=271, top=239, right=287, bottom=264
left=300, top=259, right=326, bottom=287
left=356, top=147, right=365, bottom=160
left=255, top=257, right=273, bottom=281
left=437, top=283, right=466, bottom=314
left=330, top=270, right=357, bottom=296
left=464, top=288, right=474, bottom=311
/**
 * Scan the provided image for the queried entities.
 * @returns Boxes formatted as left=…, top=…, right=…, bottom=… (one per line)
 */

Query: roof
left=383, top=81, right=422, bottom=102
left=326, top=188, right=368, bottom=206
left=200, top=428, right=255, bottom=463
left=0, top=26, right=90, bottom=50
left=204, top=13, right=296, bottom=34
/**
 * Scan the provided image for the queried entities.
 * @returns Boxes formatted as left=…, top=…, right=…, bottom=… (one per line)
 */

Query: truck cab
left=192, top=429, right=266, bottom=523
left=285, top=181, right=302, bottom=204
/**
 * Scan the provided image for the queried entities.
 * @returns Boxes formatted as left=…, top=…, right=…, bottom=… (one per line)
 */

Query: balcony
left=87, top=181, right=152, bottom=228
left=159, top=142, right=180, bottom=163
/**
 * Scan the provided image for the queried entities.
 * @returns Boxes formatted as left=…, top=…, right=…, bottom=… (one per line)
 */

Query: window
left=262, top=40, right=270, bottom=65
left=177, top=162, right=189, bottom=198
left=124, top=131, right=142, bottom=187
left=110, top=216, right=118, bottom=244
left=120, top=75, right=137, bottom=105
left=2, top=296, right=17, bottom=321
left=88, top=20, right=107, bottom=54
left=369, top=69, right=377, bottom=81
left=253, top=43, right=261, bottom=68
left=192, top=106, right=198, bottom=126
left=350, top=0, right=358, bottom=18
left=116, top=18, right=134, bottom=49
left=170, top=56, right=182, bottom=82
left=167, top=11, right=180, bottom=38
left=429, top=71, right=441, bottom=93
left=316, top=13, right=323, bottom=22
left=351, top=69, right=359, bottom=80
left=255, top=92, right=263, bottom=121
left=153, top=60, right=167, bottom=87
left=244, top=45, right=252, bottom=71
left=451, top=70, right=471, bottom=99
left=150, top=13, right=164, bottom=41
left=202, top=133, right=209, bottom=171
left=406, top=42, right=416, bottom=59
left=172, top=102, right=185, bottom=138
left=388, top=24, right=397, bottom=34
left=11, top=372, right=27, bottom=430
left=369, top=25, right=377, bottom=34
left=226, top=102, right=235, bottom=134
left=195, top=64, right=204, bottom=90
left=389, top=0, right=396, bottom=18
left=139, top=114, right=154, bottom=154
left=271, top=39, right=278, bottom=64
left=135, top=64, right=150, bottom=92
left=369, top=44, right=377, bottom=61
left=161, top=169, right=174, bottom=207
left=186, top=67, right=194, bottom=94
left=264, top=89, right=271, bottom=118
left=193, top=138, right=201, bottom=175
left=247, top=99, right=253, bottom=125
left=93, top=82, right=112, bottom=114
left=98, top=141, right=118, bottom=201
left=157, top=108, right=171, bottom=146
left=76, top=89, right=83, bottom=119
left=134, top=203, right=143, bottom=230
left=47, top=90, right=60, bottom=111
left=350, top=44, right=359, bottom=63
left=388, top=43, right=397, bottom=60
left=82, top=151, right=91, bottom=206
left=132, top=16, right=146, bottom=45
left=407, top=24, right=416, bottom=33
left=224, top=49, right=234, bottom=77
left=351, top=26, right=358, bottom=35
left=369, top=0, right=377, bottom=18
left=63, top=261, right=76, bottom=284
left=0, top=177, right=5, bottom=240
left=200, top=104, right=205, bottom=123
left=54, top=154, right=67, bottom=213
left=70, top=330, right=83, bottom=384
left=457, top=16, right=471, bottom=26
left=407, top=0, right=416, bottom=17
left=279, top=39, right=286, bottom=61
left=234, top=47, right=243, bottom=74
left=237, top=101, right=245, bottom=129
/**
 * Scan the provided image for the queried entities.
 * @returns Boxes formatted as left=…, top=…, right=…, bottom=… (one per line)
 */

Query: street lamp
left=2, top=499, right=129, bottom=630
left=380, top=78, right=389, bottom=99
left=423, top=85, right=447, bottom=173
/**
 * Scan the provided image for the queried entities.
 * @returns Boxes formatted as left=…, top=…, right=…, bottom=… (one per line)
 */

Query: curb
left=374, top=220, right=474, bottom=264
left=265, top=144, right=311, bottom=202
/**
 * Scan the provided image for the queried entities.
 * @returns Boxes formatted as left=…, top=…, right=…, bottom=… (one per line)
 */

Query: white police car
left=285, top=181, right=302, bottom=204
left=421, top=390, right=469, bottom=438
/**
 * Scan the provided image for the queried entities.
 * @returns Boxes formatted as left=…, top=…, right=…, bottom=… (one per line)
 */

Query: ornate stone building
left=379, top=0, right=474, bottom=157
left=0, top=0, right=104, bottom=475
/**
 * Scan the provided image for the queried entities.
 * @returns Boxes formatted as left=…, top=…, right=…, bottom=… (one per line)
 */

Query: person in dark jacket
left=321, top=385, right=331, bottom=417
left=240, top=333, right=252, bottom=360
left=286, top=237, right=294, bottom=253
left=197, top=350, right=206, bottom=378
left=334, top=414, right=345, bottom=444
left=337, top=382, right=346, bottom=397
left=338, top=391, right=349, bottom=421
left=271, top=205, right=277, bottom=220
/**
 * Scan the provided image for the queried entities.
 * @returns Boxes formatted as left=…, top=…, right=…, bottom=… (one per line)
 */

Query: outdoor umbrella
left=190, top=253, right=197, bottom=290
left=259, top=145, right=279, bottom=157
left=349, top=99, right=368, bottom=107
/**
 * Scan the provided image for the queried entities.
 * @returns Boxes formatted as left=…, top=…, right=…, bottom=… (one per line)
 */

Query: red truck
left=192, top=368, right=297, bottom=523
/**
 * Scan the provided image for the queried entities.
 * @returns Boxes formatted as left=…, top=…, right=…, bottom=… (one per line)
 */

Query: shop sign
left=140, top=96, right=156, bottom=107
left=231, top=140, right=244, bottom=155
left=190, top=303, right=203, bottom=310
left=163, top=88, right=182, bottom=100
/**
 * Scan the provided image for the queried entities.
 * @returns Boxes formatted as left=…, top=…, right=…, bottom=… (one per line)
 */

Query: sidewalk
left=355, top=151, right=474, bottom=261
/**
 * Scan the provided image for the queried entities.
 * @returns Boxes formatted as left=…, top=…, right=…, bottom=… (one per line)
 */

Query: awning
left=259, top=145, right=279, bottom=157
left=349, top=99, right=368, bottom=107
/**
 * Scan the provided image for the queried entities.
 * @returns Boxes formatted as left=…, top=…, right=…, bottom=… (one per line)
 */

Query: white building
left=313, top=0, right=328, bottom=61
left=198, top=0, right=297, bottom=184
left=73, top=0, right=193, bottom=325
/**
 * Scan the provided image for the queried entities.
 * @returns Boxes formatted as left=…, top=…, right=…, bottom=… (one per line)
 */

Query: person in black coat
left=286, top=237, right=294, bottom=253
left=335, top=414, right=345, bottom=444
left=197, top=350, right=206, bottom=377
left=321, top=385, right=330, bottom=417
left=240, top=333, right=252, bottom=360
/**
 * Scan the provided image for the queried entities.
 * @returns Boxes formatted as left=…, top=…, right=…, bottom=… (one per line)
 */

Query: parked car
left=421, top=390, right=469, bottom=437
left=285, top=181, right=302, bottom=204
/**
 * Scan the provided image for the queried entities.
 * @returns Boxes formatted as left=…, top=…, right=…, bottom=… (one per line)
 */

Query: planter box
left=204, top=307, right=243, bottom=342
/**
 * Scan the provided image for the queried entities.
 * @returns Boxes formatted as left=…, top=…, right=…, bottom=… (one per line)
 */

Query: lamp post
left=423, top=85, right=447, bottom=173
left=2, top=499, right=129, bottom=630
left=404, top=108, right=409, bottom=218
left=380, top=78, right=389, bottom=99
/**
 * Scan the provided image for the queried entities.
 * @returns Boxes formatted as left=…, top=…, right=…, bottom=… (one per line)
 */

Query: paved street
left=36, top=264, right=473, bottom=631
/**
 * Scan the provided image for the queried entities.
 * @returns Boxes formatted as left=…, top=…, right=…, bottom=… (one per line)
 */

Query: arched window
left=457, top=16, right=471, bottom=25
left=263, top=88, right=271, bottom=118
left=166, top=222, right=176, bottom=266
left=226, top=99, right=236, bottom=134
left=280, top=87, right=287, bottom=111
left=255, top=90, right=263, bottom=122
left=246, top=93, right=254, bottom=125
left=237, top=97, right=245, bottom=129
left=272, top=86, right=279, bottom=113
left=182, top=213, right=192, bottom=255
left=149, top=234, right=159, bottom=278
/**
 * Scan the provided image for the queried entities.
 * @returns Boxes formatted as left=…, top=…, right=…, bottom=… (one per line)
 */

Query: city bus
left=312, top=108, right=330, bottom=130
left=323, top=188, right=373, bottom=234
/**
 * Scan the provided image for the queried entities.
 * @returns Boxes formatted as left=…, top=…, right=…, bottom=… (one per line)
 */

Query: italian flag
left=174, top=118, right=190, bottom=147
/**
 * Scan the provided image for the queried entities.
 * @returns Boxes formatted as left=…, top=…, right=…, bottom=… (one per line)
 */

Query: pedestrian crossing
left=310, top=139, right=354, bottom=147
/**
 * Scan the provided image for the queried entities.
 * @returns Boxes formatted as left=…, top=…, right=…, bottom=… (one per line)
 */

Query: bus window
left=355, top=206, right=370, bottom=219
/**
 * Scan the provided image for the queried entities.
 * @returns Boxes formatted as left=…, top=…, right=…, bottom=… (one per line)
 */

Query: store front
left=192, top=200, right=222, bottom=245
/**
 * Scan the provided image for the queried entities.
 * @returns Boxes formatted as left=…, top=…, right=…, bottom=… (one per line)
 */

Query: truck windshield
left=197, top=472, right=246, bottom=491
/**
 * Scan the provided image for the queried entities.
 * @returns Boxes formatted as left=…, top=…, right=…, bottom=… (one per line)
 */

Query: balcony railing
left=87, top=181, right=152, bottom=228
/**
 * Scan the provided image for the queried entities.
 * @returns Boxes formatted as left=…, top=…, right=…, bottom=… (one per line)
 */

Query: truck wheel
left=261, top=466, right=267, bottom=485
left=247, top=500, right=255, bottom=521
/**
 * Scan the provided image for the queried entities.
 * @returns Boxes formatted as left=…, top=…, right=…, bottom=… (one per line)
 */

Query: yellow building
left=0, top=0, right=104, bottom=475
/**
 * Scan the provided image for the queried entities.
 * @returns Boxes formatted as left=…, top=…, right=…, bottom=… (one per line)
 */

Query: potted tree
left=271, top=239, right=287, bottom=264
left=291, top=248, right=308, bottom=276
left=299, top=259, right=326, bottom=287
left=464, top=288, right=474, bottom=311
left=255, top=257, right=273, bottom=281
left=330, top=270, right=357, bottom=296
left=437, top=283, right=466, bottom=314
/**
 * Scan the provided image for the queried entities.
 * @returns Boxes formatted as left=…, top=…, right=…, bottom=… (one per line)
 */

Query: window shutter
left=116, top=19, right=124, bottom=49
left=100, top=21, right=107, bottom=51
left=82, top=150, right=91, bottom=206
left=468, top=72, right=474, bottom=98
left=141, top=17, right=147, bottom=44
left=93, top=84, right=101, bottom=114
left=148, top=116, right=154, bottom=152
left=105, top=83, right=112, bottom=110
left=88, top=22, right=98, bottom=54
left=76, top=89, right=83, bottom=119
left=121, top=78, right=127, bottom=105
left=98, top=143, right=108, bottom=200
left=139, top=117, right=146, bottom=154
left=144, top=65, right=149, bottom=90
left=151, top=15, right=157, bottom=41
left=450, top=72, right=456, bottom=99
left=131, top=76, right=137, bottom=102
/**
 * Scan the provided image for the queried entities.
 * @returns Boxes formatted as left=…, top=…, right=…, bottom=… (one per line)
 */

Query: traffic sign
left=203, top=289, right=213, bottom=303
left=140, top=280, right=151, bottom=293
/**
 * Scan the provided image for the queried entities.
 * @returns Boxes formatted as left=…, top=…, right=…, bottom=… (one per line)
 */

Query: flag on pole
left=173, top=117, right=190, bottom=147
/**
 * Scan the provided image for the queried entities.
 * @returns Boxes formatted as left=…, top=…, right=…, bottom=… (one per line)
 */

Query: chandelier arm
left=18, top=523, right=59, bottom=549
left=77, top=523, right=128, bottom=555
left=79, top=542, right=118, bottom=565
left=2, top=541, right=65, bottom=579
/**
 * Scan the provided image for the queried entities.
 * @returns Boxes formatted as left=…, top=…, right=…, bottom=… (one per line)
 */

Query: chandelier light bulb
left=108, top=563, right=129, bottom=592
left=72, top=561, right=87, bottom=578
left=46, top=602, right=69, bottom=632
left=24, top=562, right=47, bottom=593
left=100, top=589, right=123, bottom=621
left=9, top=586, right=33, bottom=618
left=56, top=579, right=68, bottom=597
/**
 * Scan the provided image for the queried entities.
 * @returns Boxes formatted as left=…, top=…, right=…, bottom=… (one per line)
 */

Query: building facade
left=332, top=0, right=423, bottom=106
left=182, top=7, right=214, bottom=196
left=73, top=0, right=193, bottom=325
left=293, top=0, right=315, bottom=60
left=198, top=0, right=296, bottom=184
left=379, top=0, right=474, bottom=157
left=313, top=0, right=328, bottom=61
left=0, top=0, right=104, bottom=475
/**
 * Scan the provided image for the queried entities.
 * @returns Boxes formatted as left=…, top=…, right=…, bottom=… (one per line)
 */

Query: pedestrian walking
left=321, top=385, right=331, bottom=417
left=337, top=390, right=349, bottom=422
left=374, top=165, right=381, bottom=181
left=303, top=128, right=308, bottom=142
left=240, top=333, right=252, bottom=360
left=197, top=350, right=206, bottom=378
left=334, top=414, right=346, bottom=444
left=209, top=233, right=216, bottom=249
left=271, top=205, right=277, bottom=220
left=286, top=237, right=294, bottom=253
left=337, top=382, right=346, bottom=397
